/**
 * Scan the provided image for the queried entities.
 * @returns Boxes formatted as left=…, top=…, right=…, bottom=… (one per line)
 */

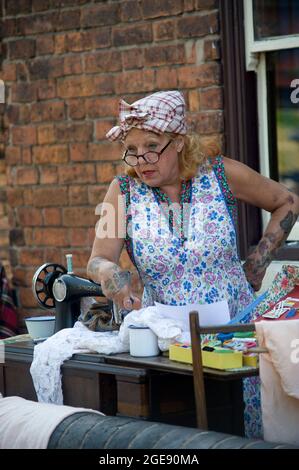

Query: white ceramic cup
left=129, top=325, right=159, bottom=357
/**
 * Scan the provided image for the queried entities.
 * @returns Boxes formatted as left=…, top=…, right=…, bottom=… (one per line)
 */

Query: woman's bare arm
left=87, top=178, right=141, bottom=310
left=223, top=157, right=299, bottom=290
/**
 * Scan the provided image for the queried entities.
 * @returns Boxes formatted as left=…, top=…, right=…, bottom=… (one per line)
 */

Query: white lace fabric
left=30, top=305, right=184, bottom=404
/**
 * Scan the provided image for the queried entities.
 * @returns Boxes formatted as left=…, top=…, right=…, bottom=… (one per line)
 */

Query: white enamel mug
left=129, top=325, right=160, bottom=357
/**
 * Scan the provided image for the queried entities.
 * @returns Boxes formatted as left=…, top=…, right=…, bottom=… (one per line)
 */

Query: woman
left=87, top=90, right=299, bottom=436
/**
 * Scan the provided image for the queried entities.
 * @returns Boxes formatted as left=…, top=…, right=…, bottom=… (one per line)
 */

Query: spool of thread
left=66, top=254, right=74, bottom=274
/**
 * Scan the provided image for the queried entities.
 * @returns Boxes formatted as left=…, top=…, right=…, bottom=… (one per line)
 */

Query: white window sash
left=244, top=0, right=299, bottom=241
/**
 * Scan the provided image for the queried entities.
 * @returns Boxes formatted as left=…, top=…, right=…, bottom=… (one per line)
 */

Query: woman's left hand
left=243, top=259, right=266, bottom=291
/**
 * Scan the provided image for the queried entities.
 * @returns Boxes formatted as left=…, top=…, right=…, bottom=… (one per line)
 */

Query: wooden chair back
left=189, top=310, right=256, bottom=430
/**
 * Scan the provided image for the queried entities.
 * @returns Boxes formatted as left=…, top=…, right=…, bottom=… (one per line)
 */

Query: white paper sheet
left=154, top=299, right=230, bottom=333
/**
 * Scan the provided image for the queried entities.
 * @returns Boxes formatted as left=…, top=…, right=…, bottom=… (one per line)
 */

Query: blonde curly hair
left=124, top=132, right=220, bottom=180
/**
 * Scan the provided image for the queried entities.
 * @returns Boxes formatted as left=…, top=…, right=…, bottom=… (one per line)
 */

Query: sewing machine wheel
left=32, top=263, right=67, bottom=309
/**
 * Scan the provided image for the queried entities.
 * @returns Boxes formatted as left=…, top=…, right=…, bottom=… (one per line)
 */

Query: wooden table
left=0, top=341, right=258, bottom=436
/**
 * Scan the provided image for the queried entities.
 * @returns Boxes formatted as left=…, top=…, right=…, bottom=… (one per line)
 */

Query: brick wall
left=0, top=0, right=223, bottom=323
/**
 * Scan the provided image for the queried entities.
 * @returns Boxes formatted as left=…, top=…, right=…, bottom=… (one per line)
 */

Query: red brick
left=70, top=143, right=88, bottom=162
left=6, top=188, right=24, bottom=207
left=44, top=247, right=63, bottom=265
left=33, top=228, right=70, bottom=246
left=115, top=70, right=155, bottom=94
left=9, top=228, right=25, bottom=246
left=39, top=167, right=58, bottom=184
left=144, top=44, right=185, bottom=66
left=89, top=142, right=122, bottom=162
left=58, top=164, right=96, bottom=184
left=63, top=56, right=83, bottom=75
left=5, top=146, right=21, bottom=165
left=153, top=20, right=176, bottom=41
left=5, top=0, right=31, bottom=15
left=17, top=12, right=58, bottom=36
left=12, top=126, right=37, bottom=145
left=177, top=12, right=218, bottom=38
left=42, top=207, right=62, bottom=226
left=20, top=247, right=45, bottom=266
left=55, top=9, right=81, bottom=31
left=69, top=185, right=89, bottom=205
left=32, top=0, right=50, bottom=11
left=14, top=167, right=39, bottom=185
left=195, top=0, right=218, bottom=10
left=199, top=87, right=223, bottom=109
left=88, top=185, right=108, bottom=205
left=30, top=187, right=68, bottom=207
left=120, top=0, right=142, bottom=22
left=33, top=145, right=68, bottom=164
left=184, top=0, right=195, bottom=11
left=36, top=35, right=55, bottom=55
left=156, top=67, right=178, bottom=89
left=2, top=19, right=17, bottom=38
left=17, top=207, right=43, bottom=226
left=141, top=0, right=183, bottom=18
left=54, top=122, right=93, bottom=143
left=57, top=75, right=114, bottom=98
left=188, top=89, right=200, bottom=111
left=86, top=96, right=119, bottom=119
left=30, top=101, right=65, bottom=122
left=178, top=63, right=221, bottom=88
left=69, top=227, right=88, bottom=246
left=84, top=51, right=122, bottom=73
left=55, top=29, right=111, bottom=54
left=12, top=267, right=32, bottom=287
left=1, top=63, right=17, bottom=81
left=188, top=111, right=223, bottom=134
left=63, top=207, right=97, bottom=227
left=22, top=147, right=32, bottom=165
left=95, top=120, right=115, bottom=140
left=122, top=49, right=144, bottom=70
left=15, top=63, right=29, bottom=82
left=37, top=124, right=55, bottom=145
left=29, top=57, right=64, bottom=80
left=35, top=79, right=56, bottom=100
left=204, top=39, right=221, bottom=61
left=185, top=40, right=196, bottom=64
left=54, top=34, right=66, bottom=55
left=0, top=216, right=9, bottom=230
left=8, top=39, right=36, bottom=60
left=23, top=189, right=33, bottom=206
left=67, top=98, right=86, bottom=120
left=96, top=163, right=116, bottom=183
left=11, top=83, right=37, bottom=103
left=81, top=4, right=120, bottom=28
left=113, top=24, right=152, bottom=46
left=19, top=287, right=38, bottom=308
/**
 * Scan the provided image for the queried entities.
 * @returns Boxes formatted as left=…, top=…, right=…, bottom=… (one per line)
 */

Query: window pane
left=266, top=48, right=299, bottom=195
left=253, top=0, right=299, bottom=39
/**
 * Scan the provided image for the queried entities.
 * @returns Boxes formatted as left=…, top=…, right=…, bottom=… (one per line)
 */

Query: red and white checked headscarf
left=106, top=90, right=187, bottom=141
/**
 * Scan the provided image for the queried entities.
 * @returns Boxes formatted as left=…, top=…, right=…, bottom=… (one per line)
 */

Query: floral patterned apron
left=117, top=158, right=262, bottom=438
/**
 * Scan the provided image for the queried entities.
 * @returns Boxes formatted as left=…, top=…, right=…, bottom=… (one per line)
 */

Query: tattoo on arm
left=88, top=256, right=131, bottom=295
left=104, top=270, right=131, bottom=295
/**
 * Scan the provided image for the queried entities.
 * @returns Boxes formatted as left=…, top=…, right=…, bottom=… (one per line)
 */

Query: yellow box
left=243, top=353, right=258, bottom=368
left=169, top=343, right=243, bottom=370
left=169, top=343, right=193, bottom=364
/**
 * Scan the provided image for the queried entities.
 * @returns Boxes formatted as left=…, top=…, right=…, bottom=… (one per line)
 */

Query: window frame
left=219, top=0, right=299, bottom=261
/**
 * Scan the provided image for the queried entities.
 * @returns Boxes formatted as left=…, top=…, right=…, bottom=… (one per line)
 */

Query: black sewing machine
left=32, top=254, right=119, bottom=333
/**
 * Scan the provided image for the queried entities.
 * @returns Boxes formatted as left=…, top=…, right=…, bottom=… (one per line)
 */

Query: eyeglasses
left=122, top=140, right=172, bottom=167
